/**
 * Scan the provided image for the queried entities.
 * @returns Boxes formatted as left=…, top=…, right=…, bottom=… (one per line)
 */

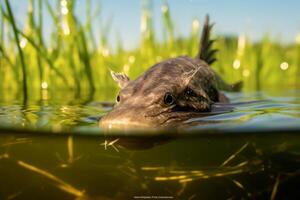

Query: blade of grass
left=45, top=0, right=59, bottom=24
left=0, top=43, right=14, bottom=67
left=78, top=28, right=95, bottom=93
left=85, top=0, right=98, bottom=52
left=0, top=9, right=4, bottom=43
left=161, top=2, right=174, bottom=46
left=37, top=0, right=44, bottom=88
left=4, top=0, right=28, bottom=103
left=68, top=45, right=81, bottom=96
left=64, top=1, right=95, bottom=93
left=17, top=30, right=70, bottom=87
left=296, top=42, right=300, bottom=87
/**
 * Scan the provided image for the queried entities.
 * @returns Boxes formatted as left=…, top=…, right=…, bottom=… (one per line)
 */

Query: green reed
left=0, top=0, right=299, bottom=102
left=4, top=0, right=28, bottom=103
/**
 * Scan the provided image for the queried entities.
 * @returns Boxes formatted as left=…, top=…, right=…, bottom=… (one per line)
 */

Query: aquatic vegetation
left=1, top=133, right=300, bottom=199
left=0, top=0, right=299, bottom=104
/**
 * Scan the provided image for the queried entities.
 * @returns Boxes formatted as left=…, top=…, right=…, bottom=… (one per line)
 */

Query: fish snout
left=99, top=106, right=151, bottom=130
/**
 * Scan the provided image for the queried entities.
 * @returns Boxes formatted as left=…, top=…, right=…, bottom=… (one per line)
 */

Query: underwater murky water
left=0, top=90, right=300, bottom=199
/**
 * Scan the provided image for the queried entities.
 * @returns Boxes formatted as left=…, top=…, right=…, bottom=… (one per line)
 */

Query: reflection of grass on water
left=0, top=0, right=300, bottom=102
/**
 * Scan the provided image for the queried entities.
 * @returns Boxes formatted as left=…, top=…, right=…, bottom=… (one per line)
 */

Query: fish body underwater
left=100, top=16, right=242, bottom=130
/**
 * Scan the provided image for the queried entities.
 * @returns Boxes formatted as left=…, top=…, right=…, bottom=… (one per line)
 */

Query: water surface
left=1, top=90, right=300, bottom=134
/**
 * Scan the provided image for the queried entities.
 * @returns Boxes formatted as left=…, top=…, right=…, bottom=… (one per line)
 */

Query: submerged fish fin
left=197, top=15, right=218, bottom=65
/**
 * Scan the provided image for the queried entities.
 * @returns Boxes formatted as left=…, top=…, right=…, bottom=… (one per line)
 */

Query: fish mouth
left=99, top=111, right=202, bottom=131
left=99, top=117, right=153, bottom=131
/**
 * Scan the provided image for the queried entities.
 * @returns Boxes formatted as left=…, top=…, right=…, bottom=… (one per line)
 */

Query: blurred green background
left=0, top=0, right=300, bottom=103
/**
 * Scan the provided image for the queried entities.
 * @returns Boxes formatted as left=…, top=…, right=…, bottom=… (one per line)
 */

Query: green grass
left=0, top=0, right=299, bottom=102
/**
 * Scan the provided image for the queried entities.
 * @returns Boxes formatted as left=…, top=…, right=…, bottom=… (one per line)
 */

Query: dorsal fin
left=197, top=15, right=217, bottom=65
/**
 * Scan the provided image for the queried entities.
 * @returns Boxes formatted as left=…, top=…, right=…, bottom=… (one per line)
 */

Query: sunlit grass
left=0, top=0, right=299, bottom=102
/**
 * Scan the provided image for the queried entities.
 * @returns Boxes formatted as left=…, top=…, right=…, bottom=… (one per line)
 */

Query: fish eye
left=164, top=92, right=175, bottom=106
left=116, top=95, right=120, bottom=103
